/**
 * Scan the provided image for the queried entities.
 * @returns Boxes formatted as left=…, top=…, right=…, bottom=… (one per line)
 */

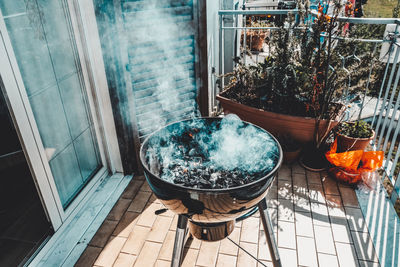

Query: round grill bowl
left=139, top=117, right=282, bottom=231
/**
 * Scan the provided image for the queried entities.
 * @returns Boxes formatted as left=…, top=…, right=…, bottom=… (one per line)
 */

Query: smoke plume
left=145, top=115, right=280, bottom=187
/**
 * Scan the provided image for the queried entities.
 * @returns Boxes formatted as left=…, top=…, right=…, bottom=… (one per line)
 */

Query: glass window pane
left=49, top=144, right=83, bottom=207
left=1, top=0, right=102, bottom=208
left=38, top=0, right=76, bottom=79
left=59, top=74, right=90, bottom=139
left=3, top=15, right=56, bottom=96
left=0, top=0, right=27, bottom=17
left=29, top=85, right=71, bottom=160
left=75, top=128, right=100, bottom=183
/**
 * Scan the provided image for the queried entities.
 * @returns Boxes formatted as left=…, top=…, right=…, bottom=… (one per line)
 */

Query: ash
left=146, top=115, right=280, bottom=189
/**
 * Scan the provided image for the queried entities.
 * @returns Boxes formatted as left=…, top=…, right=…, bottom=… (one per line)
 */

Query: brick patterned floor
left=76, top=163, right=380, bottom=267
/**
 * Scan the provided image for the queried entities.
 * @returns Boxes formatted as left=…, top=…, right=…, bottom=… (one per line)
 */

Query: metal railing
left=371, top=39, right=400, bottom=204
left=215, top=8, right=400, bottom=207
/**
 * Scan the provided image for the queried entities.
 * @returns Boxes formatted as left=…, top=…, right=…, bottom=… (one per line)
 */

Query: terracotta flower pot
left=216, top=95, right=341, bottom=145
left=249, top=33, right=266, bottom=51
left=283, top=148, right=302, bottom=164
left=242, top=31, right=266, bottom=51
left=336, top=130, right=375, bottom=152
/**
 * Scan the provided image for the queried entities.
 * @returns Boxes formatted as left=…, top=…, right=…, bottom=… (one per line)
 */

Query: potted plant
left=218, top=0, right=353, bottom=170
left=335, top=120, right=374, bottom=152
left=241, top=21, right=269, bottom=52
left=278, top=134, right=302, bottom=164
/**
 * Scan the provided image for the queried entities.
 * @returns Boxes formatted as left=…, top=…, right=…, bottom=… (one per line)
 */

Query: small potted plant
left=241, top=21, right=269, bottom=52
left=278, top=134, right=302, bottom=164
left=335, top=120, right=374, bottom=152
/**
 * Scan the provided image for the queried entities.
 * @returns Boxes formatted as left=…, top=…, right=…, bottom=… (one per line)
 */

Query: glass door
left=0, top=83, right=53, bottom=267
left=0, top=0, right=102, bottom=210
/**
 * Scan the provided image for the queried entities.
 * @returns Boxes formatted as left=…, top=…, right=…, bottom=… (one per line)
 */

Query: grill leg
left=258, top=198, right=282, bottom=267
left=171, top=215, right=188, bottom=267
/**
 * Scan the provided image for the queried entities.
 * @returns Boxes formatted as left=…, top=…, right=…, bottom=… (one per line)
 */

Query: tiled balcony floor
left=76, top=164, right=380, bottom=267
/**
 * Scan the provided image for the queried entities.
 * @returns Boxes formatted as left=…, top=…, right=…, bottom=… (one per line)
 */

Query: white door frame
left=0, top=0, right=122, bottom=230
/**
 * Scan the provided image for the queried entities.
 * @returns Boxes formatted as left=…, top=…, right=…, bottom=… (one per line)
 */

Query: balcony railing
left=215, top=8, right=400, bottom=210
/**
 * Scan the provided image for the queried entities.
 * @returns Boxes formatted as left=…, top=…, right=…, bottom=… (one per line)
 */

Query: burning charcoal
left=173, top=177, right=185, bottom=185
left=146, top=115, right=283, bottom=190
left=188, top=148, right=196, bottom=156
left=153, top=120, right=279, bottom=189
left=199, top=177, right=209, bottom=185
left=210, top=173, right=218, bottom=183
left=164, top=161, right=272, bottom=189
left=200, top=170, right=209, bottom=178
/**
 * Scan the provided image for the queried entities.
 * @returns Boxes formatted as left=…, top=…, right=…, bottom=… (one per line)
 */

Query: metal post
left=258, top=198, right=282, bottom=267
left=381, top=52, right=400, bottom=153
left=371, top=46, right=392, bottom=127
left=243, top=15, right=247, bottom=65
left=219, top=13, right=224, bottom=95
left=374, top=25, right=400, bottom=147
left=171, top=215, right=188, bottom=267
left=374, top=45, right=400, bottom=148
left=386, top=119, right=400, bottom=178
left=392, top=172, right=400, bottom=204
left=359, top=43, right=378, bottom=121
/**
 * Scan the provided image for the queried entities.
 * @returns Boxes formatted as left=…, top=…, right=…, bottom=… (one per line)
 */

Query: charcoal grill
left=140, top=117, right=282, bottom=267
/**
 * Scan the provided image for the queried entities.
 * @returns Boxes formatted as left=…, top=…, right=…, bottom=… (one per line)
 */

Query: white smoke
left=124, top=0, right=199, bottom=136
left=145, top=115, right=280, bottom=186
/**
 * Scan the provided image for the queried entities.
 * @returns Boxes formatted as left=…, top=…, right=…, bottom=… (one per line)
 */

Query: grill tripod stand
left=170, top=198, right=282, bottom=267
